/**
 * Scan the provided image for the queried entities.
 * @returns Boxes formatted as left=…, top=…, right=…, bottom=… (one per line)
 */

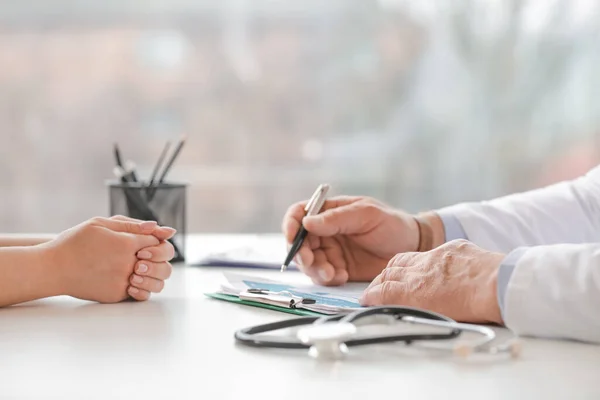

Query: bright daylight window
left=1, top=0, right=600, bottom=233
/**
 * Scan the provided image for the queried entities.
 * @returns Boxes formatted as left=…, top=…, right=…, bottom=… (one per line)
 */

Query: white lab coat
left=438, top=165, right=600, bottom=343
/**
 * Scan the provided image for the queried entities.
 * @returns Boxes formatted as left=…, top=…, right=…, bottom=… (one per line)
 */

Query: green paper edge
left=204, top=292, right=322, bottom=316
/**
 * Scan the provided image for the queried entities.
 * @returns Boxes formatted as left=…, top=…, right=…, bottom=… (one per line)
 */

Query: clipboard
left=204, top=272, right=365, bottom=317
left=204, top=292, right=321, bottom=316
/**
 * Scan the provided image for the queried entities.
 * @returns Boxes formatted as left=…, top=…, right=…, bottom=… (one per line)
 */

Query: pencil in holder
left=107, top=181, right=187, bottom=263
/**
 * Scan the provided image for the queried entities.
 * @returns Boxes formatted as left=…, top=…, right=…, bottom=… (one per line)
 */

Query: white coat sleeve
left=436, top=165, right=600, bottom=253
left=435, top=165, right=600, bottom=342
left=502, top=243, right=600, bottom=343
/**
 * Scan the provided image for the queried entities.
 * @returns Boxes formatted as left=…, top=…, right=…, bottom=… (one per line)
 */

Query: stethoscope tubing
left=234, top=306, right=463, bottom=350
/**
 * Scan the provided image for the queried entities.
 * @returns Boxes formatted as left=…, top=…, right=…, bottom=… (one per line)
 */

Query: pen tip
left=280, top=264, right=287, bottom=272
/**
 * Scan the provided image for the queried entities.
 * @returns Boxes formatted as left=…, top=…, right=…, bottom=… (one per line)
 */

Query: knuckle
left=88, top=217, right=105, bottom=226
left=379, top=267, right=398, bottom=283
left=362, top=197, right=379, bottom=206
left=449, top=238, right=470, bottom=250
left=387, top=253, right=405, bottom=268
left=164, top=262, right=173, bottom=279
left=361, top=202, right=382, bottom=219
left=125, top=222, right=137, bottom=233
left=80, top=222, right=95, bottom=233
left=167, top=242, right=176, bottom=258
left=388, top=252, right=416, bottom=268
left=441, top=250, right=455, bottom=265
left=379, top=281, right=395, bottom=304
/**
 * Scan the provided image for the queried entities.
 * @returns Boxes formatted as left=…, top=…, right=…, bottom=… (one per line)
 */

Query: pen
left=148, top=141, right=172, bottom=188
left=157, top=136, right=186, bottom=185
left=114, top=143, right=124, bottom=168
left=147, top=136, right=186, bottom=201
left=280, top=183, right=330, bottom=272
left=125, top=160, right=139, bottom=183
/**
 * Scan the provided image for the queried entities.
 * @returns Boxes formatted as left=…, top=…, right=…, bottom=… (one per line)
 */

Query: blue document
left=209, top=272, right=366, bottom=314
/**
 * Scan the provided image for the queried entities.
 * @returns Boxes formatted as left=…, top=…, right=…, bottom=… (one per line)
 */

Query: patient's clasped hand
left=0, top=216, right=176, bottom=307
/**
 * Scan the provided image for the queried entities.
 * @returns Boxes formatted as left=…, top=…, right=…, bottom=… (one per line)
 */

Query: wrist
left=37, top=242, right=69, bottom=297
left=413, top=211, right=446, bottom=251
left=476, top=252, right=505, bottom=325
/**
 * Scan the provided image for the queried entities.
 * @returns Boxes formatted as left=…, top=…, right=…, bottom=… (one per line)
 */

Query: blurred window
left=1, top=0, right=600, bottom=233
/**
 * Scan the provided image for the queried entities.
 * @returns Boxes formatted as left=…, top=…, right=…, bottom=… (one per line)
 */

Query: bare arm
left=0, top=235, right=55, bottom=247
left=0, top=245, right=62, bottom=307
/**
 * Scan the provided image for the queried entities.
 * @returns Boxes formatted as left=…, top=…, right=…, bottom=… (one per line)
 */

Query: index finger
left=281, top=196, right=363, bottom=243
left=282, top=201, right=308, bottom=243
left=368, top=266, right=405, bottom=289
left=359, top=281, right=408, bottom=306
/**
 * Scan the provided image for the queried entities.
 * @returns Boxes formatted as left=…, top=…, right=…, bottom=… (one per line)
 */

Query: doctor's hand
left=282, top=196, right=434, bottom=286
left=359, top=240, right=505, bottom=324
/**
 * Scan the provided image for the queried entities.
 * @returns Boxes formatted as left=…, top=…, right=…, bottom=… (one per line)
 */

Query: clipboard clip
left=242, top=288, right=317, bottom=309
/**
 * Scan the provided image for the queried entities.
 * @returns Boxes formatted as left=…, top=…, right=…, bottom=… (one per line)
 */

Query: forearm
left=434, top=166, right=600, bottom=253
left=0, top=245, right=63, bottom=307
left=501, top=243, right=600, bottom=343
left=0, top=235, right=55, bottom=247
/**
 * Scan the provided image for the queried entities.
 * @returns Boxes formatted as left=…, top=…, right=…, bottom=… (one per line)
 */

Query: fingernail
left=129, top=286, right=139, bottom=294
left=137, top=250, right=152, bottom=259
left=137, top=263, right=149, bottom=273
left=318, top=269, right=331, bottom=282
left=132, top=275, right=143, bottom=284
left=297, top=254, right=305, bottom=266
left=140, top=221, right=157, bottom=231
left=162, top=227, right=177, bottom=234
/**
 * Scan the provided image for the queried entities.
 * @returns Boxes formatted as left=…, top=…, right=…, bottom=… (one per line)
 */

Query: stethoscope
left=234, top=306, right=522, bottom=360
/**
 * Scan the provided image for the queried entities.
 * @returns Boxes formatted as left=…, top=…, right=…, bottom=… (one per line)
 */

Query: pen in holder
left=108, top=181, right=187, bottom=263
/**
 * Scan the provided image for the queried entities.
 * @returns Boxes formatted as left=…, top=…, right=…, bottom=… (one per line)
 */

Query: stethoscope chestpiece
left=297, top=322, right=357, bottom=360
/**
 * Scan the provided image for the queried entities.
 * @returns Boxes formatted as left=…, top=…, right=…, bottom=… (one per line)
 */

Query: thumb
left=151, top=227, right=177, bottom=241
left=109, top=215, right=176, bottom=240
left=132, top=233, right=162, bottom=250
left=303, top=203, right=371, bottom=237
left=92, top=217, right=158, bottom=235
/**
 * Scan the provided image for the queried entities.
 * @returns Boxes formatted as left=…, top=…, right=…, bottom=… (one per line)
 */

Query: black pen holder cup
left=107, top=181, right=187, bottom=263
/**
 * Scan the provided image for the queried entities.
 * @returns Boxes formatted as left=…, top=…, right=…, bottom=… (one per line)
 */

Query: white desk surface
left=1, top=234, right=600, bottom=399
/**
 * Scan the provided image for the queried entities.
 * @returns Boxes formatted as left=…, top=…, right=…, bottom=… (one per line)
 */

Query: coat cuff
left=436, top=211, right=468, bottom=242
left=496, top=247, right=529, bottom=322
